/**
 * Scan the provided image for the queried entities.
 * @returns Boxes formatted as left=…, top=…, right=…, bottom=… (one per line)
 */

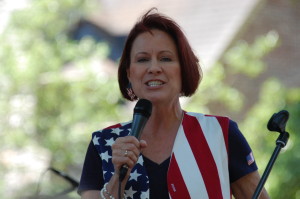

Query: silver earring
left=126, top=82, right=136, bottom=101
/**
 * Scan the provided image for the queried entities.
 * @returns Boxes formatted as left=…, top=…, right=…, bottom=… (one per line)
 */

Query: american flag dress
left=92, top=112, right=232, bottom=199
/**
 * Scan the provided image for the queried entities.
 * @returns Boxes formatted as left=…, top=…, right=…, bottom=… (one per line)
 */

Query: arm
left=228, top=120, right=270, bottom=199
left=78, top=141, right=103, bottom=198
left=81, top=190, right=101, bottom=199
left=78, top=137, right=127, bottom=199
left=231, top=171, right=270, bottom=199
left=103, top=136, right=147, bottom=198
left=80, top=136, right=147, bottom=199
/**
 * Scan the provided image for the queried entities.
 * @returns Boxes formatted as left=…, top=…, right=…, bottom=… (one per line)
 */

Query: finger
left=139, top=140, right=147, bottom=149
left=112, top=136, right=140, bottom=152
left=112, top=148, right=138, bottom=167
left=111, top=136, right=142, bottom=170
left=124, top=136, right=141, bottom=148
left=113, top=154, right=137, bottom=170
left=124, top=143, right=140, bottom=157
left=123, top=149, right=139, bottom=164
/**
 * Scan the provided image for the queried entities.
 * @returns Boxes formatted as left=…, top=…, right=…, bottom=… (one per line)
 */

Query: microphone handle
left=119, top=164, right=129, bottom=181
left=131, top=114, right=148, bottom=138
left=118, top=115, right=148, bottom=182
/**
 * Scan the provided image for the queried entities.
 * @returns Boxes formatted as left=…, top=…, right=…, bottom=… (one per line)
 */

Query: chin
left=144, top=96, right=174, bottom=105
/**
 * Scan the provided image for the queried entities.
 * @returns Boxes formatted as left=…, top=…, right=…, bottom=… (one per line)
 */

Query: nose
left=148, top=60, right=162, bottom=74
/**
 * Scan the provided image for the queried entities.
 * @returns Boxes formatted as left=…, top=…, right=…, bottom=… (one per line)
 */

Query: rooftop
left=89, top=0, right=261, bottom=68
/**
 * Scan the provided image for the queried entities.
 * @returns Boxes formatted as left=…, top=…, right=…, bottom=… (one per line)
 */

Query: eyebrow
left=134, top=50, right=174, bottom=56
left=135, top=52, right=148, bottom=56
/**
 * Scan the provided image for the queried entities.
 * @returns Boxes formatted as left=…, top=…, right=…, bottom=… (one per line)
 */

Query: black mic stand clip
left=252, top=110, right=290, bottom=199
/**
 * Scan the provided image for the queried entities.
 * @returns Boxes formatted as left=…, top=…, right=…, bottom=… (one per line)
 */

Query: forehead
left=131, top=29, right=177, bottom=53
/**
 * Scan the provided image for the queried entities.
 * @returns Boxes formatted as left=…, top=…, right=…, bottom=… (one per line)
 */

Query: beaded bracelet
left=101, top=182, right=126, bottom=199
left=100, top=187, right=106, bottom=199
left=103, top=183, right=115, bottom=199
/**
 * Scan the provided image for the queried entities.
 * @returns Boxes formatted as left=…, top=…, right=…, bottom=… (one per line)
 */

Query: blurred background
left=0, top=0, right=299, bottom=198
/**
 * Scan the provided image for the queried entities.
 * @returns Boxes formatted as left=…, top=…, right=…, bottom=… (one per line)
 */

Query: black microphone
left=119, top=99, right=152, bottom=181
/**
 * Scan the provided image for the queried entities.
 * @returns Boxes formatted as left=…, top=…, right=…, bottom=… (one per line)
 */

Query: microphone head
left=267, top=110, right=289, bottom=133
left=134, top=99, right=152, bottom=118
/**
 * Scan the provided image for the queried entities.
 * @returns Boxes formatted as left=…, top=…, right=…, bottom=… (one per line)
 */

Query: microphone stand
left=252, top=131, right=289, bottom=199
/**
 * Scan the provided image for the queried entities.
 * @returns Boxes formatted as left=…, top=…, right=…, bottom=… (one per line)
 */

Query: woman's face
left=127, top=29, right=182, bottom=104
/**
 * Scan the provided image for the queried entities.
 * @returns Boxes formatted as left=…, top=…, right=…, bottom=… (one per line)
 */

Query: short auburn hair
left=118, top=8, right=202, bottom=101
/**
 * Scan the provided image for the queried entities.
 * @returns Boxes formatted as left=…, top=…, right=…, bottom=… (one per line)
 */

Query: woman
left=78, top=8, right=270, bottom=199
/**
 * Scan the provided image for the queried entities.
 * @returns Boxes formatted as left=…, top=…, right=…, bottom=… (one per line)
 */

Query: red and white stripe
left=167, top=112, right=231, bottom=199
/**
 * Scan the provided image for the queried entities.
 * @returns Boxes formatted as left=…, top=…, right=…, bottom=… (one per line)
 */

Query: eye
left=137, top=58, right=149, bottom=63
left=161, top=57, right=172, bottom=62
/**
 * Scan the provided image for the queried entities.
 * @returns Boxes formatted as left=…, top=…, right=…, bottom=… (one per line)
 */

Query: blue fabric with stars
left=92, top=122, right=150, bottom=199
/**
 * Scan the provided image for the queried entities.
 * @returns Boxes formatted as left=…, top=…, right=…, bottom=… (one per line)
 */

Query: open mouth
left=146, top=80, right=165, bottom=87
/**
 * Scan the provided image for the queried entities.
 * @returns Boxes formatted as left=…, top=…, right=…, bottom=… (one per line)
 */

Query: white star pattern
left=140, top=190, right=149, bottom=199
left=105, top=137, right=115, bottom=147
left=92, top=135, right=100, bottom=145
left=111, top=128, right=122, bottom=135
left=125, top=186, right=137, bottom=199
left=136, top=156, right=144, bottom=166
left=101, top=151, right=111, bottom=163
left=104, top=170, right=113, bottom=179
left=129, top=169, right=142, bottom=181
left=93, top=122, right=150, bottom=199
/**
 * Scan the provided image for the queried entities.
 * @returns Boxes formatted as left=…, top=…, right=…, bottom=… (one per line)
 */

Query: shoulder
left=185, top=112, right=230, bottom=127
left=228, top=120, right=247, bottom=141
left=185, top=112, right=229, bottom=120
left=91, top=121, right=131, bottom=145
left=89, top=122, right=132, bottom=156
left=93, top=121, right=131, bottom=136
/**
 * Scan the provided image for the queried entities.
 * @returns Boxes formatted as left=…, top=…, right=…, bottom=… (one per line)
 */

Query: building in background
left=71, top=0, right=299, bottom=118
left=72, top=0, right=262, bottom=69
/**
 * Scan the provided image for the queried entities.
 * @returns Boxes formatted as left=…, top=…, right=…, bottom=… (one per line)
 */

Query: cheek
left=171, top=68, right=182, bottom=81
left=127, top=69, right=141, bottom=89
left=128, top=66, right=144, bottom=81
left=127, top=66, right=136, bottom=81
left=173, top=69, right=182, bottom=90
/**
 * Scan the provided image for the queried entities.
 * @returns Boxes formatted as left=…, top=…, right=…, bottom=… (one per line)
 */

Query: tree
left=241, top=80, right=300, bottom=199
left=0, top=0, right=129, bottom=198
left=1, top=0, right=299, bottom=198
left=186, top=31, right=300, bottom=198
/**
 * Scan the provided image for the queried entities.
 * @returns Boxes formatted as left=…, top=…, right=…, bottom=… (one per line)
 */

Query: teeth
left=147, top=81, right=163, bottom=87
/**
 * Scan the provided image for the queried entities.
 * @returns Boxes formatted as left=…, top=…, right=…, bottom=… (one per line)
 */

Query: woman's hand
left=81, top=137, right=147, bottom=199
left=111, top=136, right=147, bottom=177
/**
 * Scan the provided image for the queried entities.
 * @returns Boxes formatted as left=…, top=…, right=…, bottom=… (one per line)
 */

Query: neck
left=139, top=99, right=183, bottom=163
left=144, top=100, right=183, bottom=136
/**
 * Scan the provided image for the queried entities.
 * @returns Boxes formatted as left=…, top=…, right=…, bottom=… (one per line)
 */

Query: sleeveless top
left=92, top=112, right=231, bottom=199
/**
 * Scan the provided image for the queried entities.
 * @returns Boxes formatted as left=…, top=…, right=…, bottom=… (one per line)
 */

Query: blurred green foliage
left=241, top=80, right=300, bottom=199
left=187, top=30, right=300, bottom=198
left=0, top=0, right=128, bottom=198
left=0, top=0, right=299, bottom=198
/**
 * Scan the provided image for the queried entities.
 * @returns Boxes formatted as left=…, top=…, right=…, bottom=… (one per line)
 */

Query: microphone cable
left=118, top=165, right=128, bottom=199
left=118, top=179, right=122, bottom=199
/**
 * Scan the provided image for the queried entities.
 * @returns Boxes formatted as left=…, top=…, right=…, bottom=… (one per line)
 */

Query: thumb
left=139, top=140, right=147, bottom=150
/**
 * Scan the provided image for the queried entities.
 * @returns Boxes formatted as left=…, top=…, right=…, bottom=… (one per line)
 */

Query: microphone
left=119, top=99, right=152, bottom=181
